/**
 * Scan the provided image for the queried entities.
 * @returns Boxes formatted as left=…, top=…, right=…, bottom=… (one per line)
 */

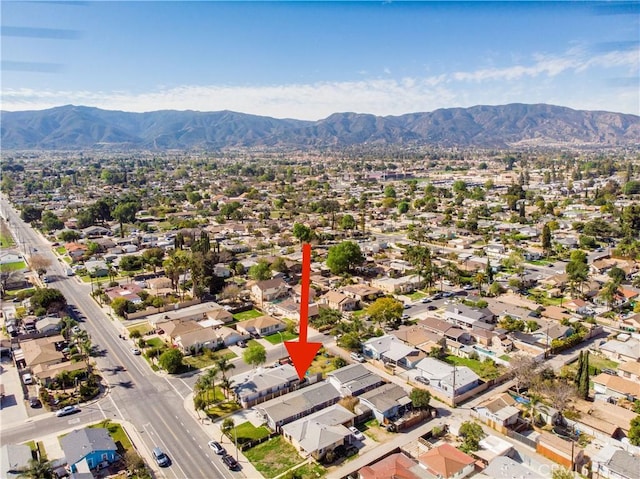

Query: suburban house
left=0, top=444, right=33, bottom=479
left=358, top=383, right=411, bottom=424
left=35, top=316, right=62, bottom=335
left=281, top=404, right=356, bottom=461
left=618, top=361, right=640, bottom=382
left=418, top=443, right=475, bottom=479
left=235, top=315, right=285, bottom=337
left=203, top=307, right=234, bottom=325
left=480, top=456, right=544, bottom=479
left=381, top=341, right=424, bottom=369
left=32, top=360, right=87, bottom=387
left=598, top=337, right=640, bottom=362
left=230, top=364, right=301, bottom=408
left=473, top=392, right=521, bottom=430
left=444, top=304, right=495, bottom=329
left=414, top=357, right=480, bottom=397
left=60, top=428, right=118, bottom=473
left=392, top=325, right=441, bottom=349
left=249, top=278, right=289, bottom=306
left=173, top=325, right=221, bottom=355
left=592, top=373, right=640, bottom=401
left=255, top=381, right=341, bottom=432
left=14, top=335, right=65, bottom=369
left=358, top=453, right=427, bottom=479
left=326, top=364, right=385, bottom=398
left=571, top=401, right=636, bottom=442
left=371, top=275, right=423, bottom=294
left=341, top=284, right=381, bottom=303
left=319, top=291, right=358, bottom=312
left=595, top=449, right=640, bottom=479
left=216, top=326, right=249, bottom=347
left=362, top=335, right=401, bottom=360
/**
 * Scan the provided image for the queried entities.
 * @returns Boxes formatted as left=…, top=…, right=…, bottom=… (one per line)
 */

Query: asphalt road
left=1, top=198, right=238, bottom=479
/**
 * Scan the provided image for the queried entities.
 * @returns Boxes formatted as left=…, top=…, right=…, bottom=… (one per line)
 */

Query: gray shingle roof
left=60, top=428, right=117, bottom=466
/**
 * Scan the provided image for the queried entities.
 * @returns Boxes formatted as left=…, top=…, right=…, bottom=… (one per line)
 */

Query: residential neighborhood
left=1, top=147, right=639, bottom=479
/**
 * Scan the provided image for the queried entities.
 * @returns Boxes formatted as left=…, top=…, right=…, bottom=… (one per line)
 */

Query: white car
left=207, top=440, right=225, bottom=455
left=131, top=348, right=141, bottom=355
left=56, top=405, right=80, bottom=417
left=348, top=426, right=364, bottom=441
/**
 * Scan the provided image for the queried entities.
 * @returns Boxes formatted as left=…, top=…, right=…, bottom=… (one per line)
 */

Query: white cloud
left=2, top=47, right=638, bottom=118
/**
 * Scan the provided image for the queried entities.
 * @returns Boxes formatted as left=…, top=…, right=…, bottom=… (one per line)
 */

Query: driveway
left=0, top=356, right=30, bottom=427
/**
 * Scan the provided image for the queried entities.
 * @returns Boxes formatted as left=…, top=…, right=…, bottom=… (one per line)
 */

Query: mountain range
left=1, top=103, right=638, bottom=150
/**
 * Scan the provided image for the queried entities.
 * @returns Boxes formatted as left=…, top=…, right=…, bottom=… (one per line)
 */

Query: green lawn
left=233, top=309, right=263, bottom=321
left=244, top=436, right=305, bottom=479
left=144, top=337, right=165, bottom=348
left=247, top=339, right=262, bottom=348
left=445, top=355, right=506, bottom=380
left=55, top=246, right=66, bottom=255
left=407, top=291, right=427, bottom=301
left=565, top=354, right=618, bottom=375
left=0, top=233, right=14, bottom=248
left=205, top=400, right=241, bottom=419
left=307, top=352, right=339, bottom=377
left=127, top=323, right=154, bottom=336
left=0, top=260, right=26, bottom=272
left=233, top=421, right=271, bottom=445
left=183, top=349, right=237, bottom=369
left=291, top=463, right=326, bottom=478
left=264, top=331, right=298, bottom=344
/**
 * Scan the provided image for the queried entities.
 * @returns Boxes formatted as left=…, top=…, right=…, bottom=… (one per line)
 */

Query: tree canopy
left=159, top=349, right=184, bottom=374
left=326, top=241, right=364, bottom=275
left=366, top=297, right=403, bottom=326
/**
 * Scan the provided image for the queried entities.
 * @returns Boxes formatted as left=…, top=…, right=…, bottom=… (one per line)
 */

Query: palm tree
left=204, top=365, right=220, bottom=403
left=17, top=458, right=54, bottom=479
left=525, top=392, right=549, bottom=428
left=60, top=317, right=78, bottom=340
left=215, top=357, right=235, bottom=383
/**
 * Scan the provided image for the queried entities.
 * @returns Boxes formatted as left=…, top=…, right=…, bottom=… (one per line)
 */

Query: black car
left=222, top=454, right=239, bottom=470
left=236, top=340, right=248, bottom=348
left=29, top=397, right=42, bottom=408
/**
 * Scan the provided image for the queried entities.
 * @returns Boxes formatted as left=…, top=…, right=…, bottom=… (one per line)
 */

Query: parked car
left=426, top=305, right=437, bottom=311
left=152, top=447, right=170, bottom=467
left=350, top=352, right=365, bottom=363
left=442, top=291, right=454, bottom=298
left=131, top=348, right=141, bottom=355
left=208, top=441, right=225, bottom=455
left=222, top=454, right=239, bottom=470
left=22, top=373, right=33, bottom=385
left=56, top=405, right=80, bottom=417
left=348, top=426, right=365, bottom=441
left=29, top=397, right=41, bottom=408
left=421, top=297, right=432, bottom=303
left=415, top=376, right=430, bottom=385
left=236, top=340, right=248, bottom=348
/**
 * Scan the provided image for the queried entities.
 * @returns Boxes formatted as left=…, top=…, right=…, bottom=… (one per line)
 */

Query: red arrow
left=285, top=242, right=322, bottom=380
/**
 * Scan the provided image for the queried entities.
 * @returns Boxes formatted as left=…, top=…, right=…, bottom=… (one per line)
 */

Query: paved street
left=1, top=199, right=239, bottom=479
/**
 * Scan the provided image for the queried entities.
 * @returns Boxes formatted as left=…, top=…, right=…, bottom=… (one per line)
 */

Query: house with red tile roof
left=418, top=443, right=475, bottom=479
left=358, top=452, right=428, bottom=479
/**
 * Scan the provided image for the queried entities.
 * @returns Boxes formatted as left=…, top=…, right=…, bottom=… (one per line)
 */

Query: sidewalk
left=182, top=392, right=263, bottom=479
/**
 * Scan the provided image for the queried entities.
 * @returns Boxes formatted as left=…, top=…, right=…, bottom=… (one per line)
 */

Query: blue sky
left=2, top=1, right=638, bottom=119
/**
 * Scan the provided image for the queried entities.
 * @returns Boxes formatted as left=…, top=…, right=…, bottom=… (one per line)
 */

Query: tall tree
left=366, top=297, right=403, bottom=327
left=243, top=343, right=267, bottom=369
left=326, top=241, right=364, bottom=275
left=112, top=201, right=138, bottom=238
left=541, top=223, right=552, bottom=256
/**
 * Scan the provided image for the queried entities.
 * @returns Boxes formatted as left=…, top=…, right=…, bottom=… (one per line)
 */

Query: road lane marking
left=107, top=389, right=125, bottom=420
left=164, top=377, right=185, bottom=400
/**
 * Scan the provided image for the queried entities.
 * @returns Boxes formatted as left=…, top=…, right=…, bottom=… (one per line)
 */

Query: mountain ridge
left=1, top=103, right=638, bottom=150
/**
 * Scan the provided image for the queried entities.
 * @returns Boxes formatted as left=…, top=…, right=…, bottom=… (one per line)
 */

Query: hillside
left=1, top=103, right=638, bottom=150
